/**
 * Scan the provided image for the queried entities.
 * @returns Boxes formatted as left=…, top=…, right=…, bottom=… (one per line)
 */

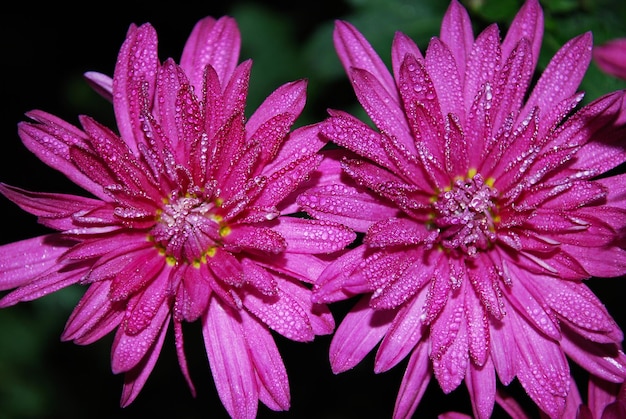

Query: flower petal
left=180, top=16, right=240, bottom=92
left=272, top=217, right=355, bottom=254
left=203, top=298, right=258, bottom=419
left=329, top=295, right=395, bottom=373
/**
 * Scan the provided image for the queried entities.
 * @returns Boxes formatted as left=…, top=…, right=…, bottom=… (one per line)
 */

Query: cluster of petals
left=593, top=38, right=626, bottom=80
left=0, top=16, right=354, bottom=419
left=440, top=377, right=626, bottom=418
left=298, top=0, right=626, bottom=418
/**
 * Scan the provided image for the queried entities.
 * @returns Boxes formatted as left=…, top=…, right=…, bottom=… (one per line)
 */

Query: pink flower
left=593, top=38, right=626, bottom=80
left=0, top=16, right=354, bottom=418
left=298, top=0, right=626, bottom=418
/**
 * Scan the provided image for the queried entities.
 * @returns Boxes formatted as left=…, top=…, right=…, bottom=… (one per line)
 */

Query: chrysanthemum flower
left=0, top=16, right=354, bottom=418
left=298, top=0, right=626, bottom=417
left=593, top=38, right=626, bottom=80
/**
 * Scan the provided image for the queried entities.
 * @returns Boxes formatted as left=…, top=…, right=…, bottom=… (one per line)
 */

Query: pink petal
left=180, top=16, right=240, bottom=92
left=224, top=225, right=286, bottom=254
left=464, top=24, right=501, bottom=111
left=242, top=282, right=315, bottom=342
left=262, top=124, right=327, bottom=179
left=109, top=247, right=166, bottom=302
left=320, top=109, right=396, bottom=171
left=119, top=311, right=170, bottom=407
left=203, top=298, right=258, bottom=419
left=391, top=31, right=423, bottom=82
left=173, top=319, right=196, bottom=396
left=62, top=280, right=124, bottom=344
left=439, top=0, right=474, bottom=86
left=392, top=342, right=432, bottom=419
left=430, top=277, right=466, bottom=362
left=298, top=181, right=399, bottom=232
left=112, top=23, right=159, bottom=154
left=0, top=234, right=71, bottom=290
left=569, top=91, right=626, bottom=175
left=312, top=246, right=371, bottom=303
left=277, top=276, right=335, bottom=336
left=489, top=300, right=518, bottom=386
left=512, top=313, right=569, bottom=419
left=560, top=327, right=626, bottom=383
left=84, top=71, right=113, bottom=101
left=562, top=244, right=626, bottom=278
left=365, top=217, right=437, bottom=248
left=425, top=37, right=464, bottom=123
left=255, top=153, right=323, bottom=208
left=333, top=20, right=398, bottom=101
left=0, top=183, right=103, bottom=220
left=369, top=248, right=436, bottom=310
left=499, top=263, right=561, bottom=341
left=17, top=111, right=107, bottom=199
left=522, top=32, right=592, bottom=129
left=111, top=294, right=170, bottom=374
left=329, top=295, right=395, bottom=373
left=0, top=261, right=87, bottom=308
left=375, top=286, right=428, bottom=373
left=124, top=268, right=171, bottom=335
left=272, top=217, right=355, bottom=254
left=593, top=38, right=626, bottom=80
left=464, top=275, right=491, bottom=366
left=465, top=358, right=496, bottom=419
left=254, top=252, right=328, bottom=285
left=349, top=67, right=414, bottom=152
left=246, top=80, right=306, bottom=140
left=501, top=0, right=543, bottom=72
left=241, top=310, right=290, bottom=411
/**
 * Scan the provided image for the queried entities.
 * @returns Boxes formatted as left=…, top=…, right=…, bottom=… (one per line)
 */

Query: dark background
left=1, top=1, right=626, bottom=418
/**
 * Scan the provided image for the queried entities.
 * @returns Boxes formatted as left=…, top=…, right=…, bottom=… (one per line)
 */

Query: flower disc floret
left=432, top=172, right=498, bottom=257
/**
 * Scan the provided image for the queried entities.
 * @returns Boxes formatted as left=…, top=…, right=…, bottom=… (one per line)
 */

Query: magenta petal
left=329, top=295, right=395, bottom=373
left=439, top=0, right=474, bottom=85
left=0, top=261, right=87, bottom=308
left=350, top=67, right=414, bottom=152
left=112, top=23, right=159, bottom=154
left=391, top=32, right=423, bottom=82
left=203, top=298, right=258, bottom=419
left=62, top=280, right=123, bottom=344
left=312, top=246, right=370, bottom=303
left=298, top=182, right=399, bottom=232
left=425, top=37, right=464, bottom=122
left=119, top=313, right=170, bottom=407
left=243, top=283, right=314, bottom=342
left=375, top=286, right=428, bottom=373
left=17, top=111, right=106, bottom=199
left=593, top=38, right=626, bottom=80
left=512, top=314, right=569, bottom=419
left=465, top=358, right=496, bottom=419
left=392, top=343, right=431, bottom=419
left=84, top=71, right=113, bottom=101
left=180, top=16, right=240, bottom=93
left=111, top=294, right=170, bottom=374
left=241, top=310, right=290, bottom=411
left=333, top=20, right=398, bottom=101
left=0, top=183, right=103, bottom=219
left=0, top=235, right=71, bottom=290
left=273, top=217, right=355, bottom=254
left=366, top=217, right=437, bottom=248
left=522, top=32, right=592, bottom=128
left=246, top=79, right=306, bottom=138
left=277, top=276, right=335, bottom=336
left=255, top=252, right=328, bottom=285
left=501, top=0, right=543, bottom=71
